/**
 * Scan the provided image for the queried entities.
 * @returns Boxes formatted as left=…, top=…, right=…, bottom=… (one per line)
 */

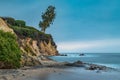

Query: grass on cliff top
left=11, top=26, right=52, bottom=41
left=1, top=17, right=52, bottom=41
left=0, top=30, right=21, bottom=68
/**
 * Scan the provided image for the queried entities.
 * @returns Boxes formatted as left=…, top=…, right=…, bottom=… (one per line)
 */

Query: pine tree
left=39, top=5, right=56, bottom=33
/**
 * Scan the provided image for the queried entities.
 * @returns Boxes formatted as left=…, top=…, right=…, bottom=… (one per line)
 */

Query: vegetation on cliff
left=0, top=5, right=58, bottom=68
left=0, top=17, right=56, bottom=45
left=0, top=30, right=21, bottom=68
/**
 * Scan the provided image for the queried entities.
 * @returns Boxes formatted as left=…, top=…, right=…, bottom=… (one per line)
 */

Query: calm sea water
left=50, top=53, right=120, bottom=69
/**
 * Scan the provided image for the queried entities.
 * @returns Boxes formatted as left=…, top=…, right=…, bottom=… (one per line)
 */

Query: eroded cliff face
left=0, top=18, right=59, bottom=66
left=19, top=37, right=58, bottom=66
left=19, top=38, right=58, bottom=56
left=0, top=18, right=14, bottom=33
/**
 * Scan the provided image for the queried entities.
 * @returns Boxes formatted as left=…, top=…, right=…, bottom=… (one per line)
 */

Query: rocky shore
left=0, top=60, right=119, bottom=80
left=37, top=60, right=115, bottom=71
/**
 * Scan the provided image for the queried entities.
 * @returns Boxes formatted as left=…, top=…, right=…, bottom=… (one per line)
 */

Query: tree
left=39, top=5, right=56, bottom=33
left=15, top=20, right=26, bottom=27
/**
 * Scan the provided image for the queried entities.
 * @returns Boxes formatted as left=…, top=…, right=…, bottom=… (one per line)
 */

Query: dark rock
left=65, top=63, right=74, bottom=66
left=65, top=61, right=84, bottom=67
left=72, top=61, right=84, bottom=67
left=86, top=64, right=107, bottom=70
left=74, top=61, right=83, bottom=64
left=60, top=54, right=67, bottom=56
left=79, top=53, right=85, bottom=56
left=22, top=74, right=25, bottom=76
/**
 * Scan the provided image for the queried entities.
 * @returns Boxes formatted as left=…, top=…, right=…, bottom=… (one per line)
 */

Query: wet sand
left=0, top=68, right=64, bottom=80
left=0, top=67, right=120, bottom=80
left=0, top=60, right=120, bottom=80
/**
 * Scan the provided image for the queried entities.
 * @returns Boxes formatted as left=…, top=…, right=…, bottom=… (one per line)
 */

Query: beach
left=0, top=67, right=120, bottom=80
left=0, top=60, right=120, bottom=80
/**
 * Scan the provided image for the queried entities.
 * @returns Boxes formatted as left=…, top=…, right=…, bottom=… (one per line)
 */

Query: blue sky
left=0, top=0, right=120, bottom=53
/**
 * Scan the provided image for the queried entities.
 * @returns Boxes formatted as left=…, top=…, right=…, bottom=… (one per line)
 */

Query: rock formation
left=0, top=18, right=14, bottom=33
left=0, top=17, right=59, bottom=67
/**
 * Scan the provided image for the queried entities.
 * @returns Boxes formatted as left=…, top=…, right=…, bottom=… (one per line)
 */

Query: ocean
left=50, top=53, right=120, bottom=69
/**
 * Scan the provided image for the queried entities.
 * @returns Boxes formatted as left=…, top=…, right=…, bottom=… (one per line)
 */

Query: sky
left=0, top=0, right=120, bottom=53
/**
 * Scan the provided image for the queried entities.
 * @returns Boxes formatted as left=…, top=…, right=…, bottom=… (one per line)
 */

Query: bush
left=10, top=25, right=53, bottom=44
left=0, top=17, right=26, bottom=27
left=11, top=26, right=47, bottom=38
left=0, top=30, right=21, bottom=68
left=1, top=17, right=16, bottom=26
left=15, top=20, right=26, bottom=27
left=11, top=26, right=38, bottom=39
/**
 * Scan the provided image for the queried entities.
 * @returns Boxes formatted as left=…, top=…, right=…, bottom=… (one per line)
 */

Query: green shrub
left=1, top=17, right=16, bottom=26
left=11, top=26, right=46, bottom=38
left=0, top=30, right=21, bottom=68
left=11, top=26, right=38, bottom=39
left=10, top=25, right=53, bottom=44
left=1, top=17, right=26, bottom=27
left=15, top=20, right=26, bottom=27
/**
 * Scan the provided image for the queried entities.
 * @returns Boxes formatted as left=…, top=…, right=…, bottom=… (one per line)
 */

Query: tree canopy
left=39, top=5, right=56, bottom=33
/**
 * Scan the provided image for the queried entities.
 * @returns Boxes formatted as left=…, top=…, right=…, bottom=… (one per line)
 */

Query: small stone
left=22, top=74, right=25, bottom=76
left=53, top=70, right=56, bottom=72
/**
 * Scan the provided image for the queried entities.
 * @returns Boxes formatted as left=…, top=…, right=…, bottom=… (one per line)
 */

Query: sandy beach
left=0, top=61, right=120, bottom=80
left=0, top=67, right=120, bottom=80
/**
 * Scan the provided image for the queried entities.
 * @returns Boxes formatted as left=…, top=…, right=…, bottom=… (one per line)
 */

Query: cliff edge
left=0, top=17, right=59, bottom=68
left=0, top=18, right=14, bottom=33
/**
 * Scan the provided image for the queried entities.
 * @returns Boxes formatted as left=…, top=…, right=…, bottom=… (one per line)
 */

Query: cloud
left=57, top=39, right=120, bottom=53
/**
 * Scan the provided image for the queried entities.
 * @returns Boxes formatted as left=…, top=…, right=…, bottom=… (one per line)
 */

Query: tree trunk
left=41, top=28, right=45, bottom=33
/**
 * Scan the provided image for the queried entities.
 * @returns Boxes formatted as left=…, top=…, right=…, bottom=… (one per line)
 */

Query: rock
left=0, top=17, right=59, bottom=68
left=65, top=61, right=84, bottom=67
left=22, top=74, right=25, bottom=76
left=79, top=53, right=85, bottom=56
left=0, top=18, right=14, bottom=34
left=39, top=55, right=52, bottom=61
left=72, top=61, right=84, bottom=67
left=19, top=37, right=59, bottom=66
left=60, top=54, right=67, bottom=56
left=21, top=54, right=41, bottom=66
left=86, top=64, right=107, bottom=70
left=74, top=61, right=83, bottom=64
left=65, top=63, right=74, bottom=66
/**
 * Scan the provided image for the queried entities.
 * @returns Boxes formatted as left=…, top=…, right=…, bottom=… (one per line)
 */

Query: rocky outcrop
left=0, top=18, right=14, bottom=33
left=19, top=37, right=58, bottom=66
left=0, top=17, right=59, bottom=67
left=39, top=40, right=58, bottom=56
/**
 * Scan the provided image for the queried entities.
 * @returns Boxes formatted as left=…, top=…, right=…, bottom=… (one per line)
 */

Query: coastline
left=0, top=60, right=120, bottom=80
left=50, top=53, right=120, bottom=69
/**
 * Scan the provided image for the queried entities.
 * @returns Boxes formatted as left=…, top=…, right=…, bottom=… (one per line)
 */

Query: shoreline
left=0, top=60, right=120, bottom=80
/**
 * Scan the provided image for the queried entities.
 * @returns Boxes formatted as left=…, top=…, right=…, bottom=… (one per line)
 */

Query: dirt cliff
left=0, top=17, right=59, bottom=67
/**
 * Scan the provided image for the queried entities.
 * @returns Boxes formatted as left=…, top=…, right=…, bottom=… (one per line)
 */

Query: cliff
left=0, top=17, right=59, bottom=67
left=0, top=18, right=14, bottom=33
